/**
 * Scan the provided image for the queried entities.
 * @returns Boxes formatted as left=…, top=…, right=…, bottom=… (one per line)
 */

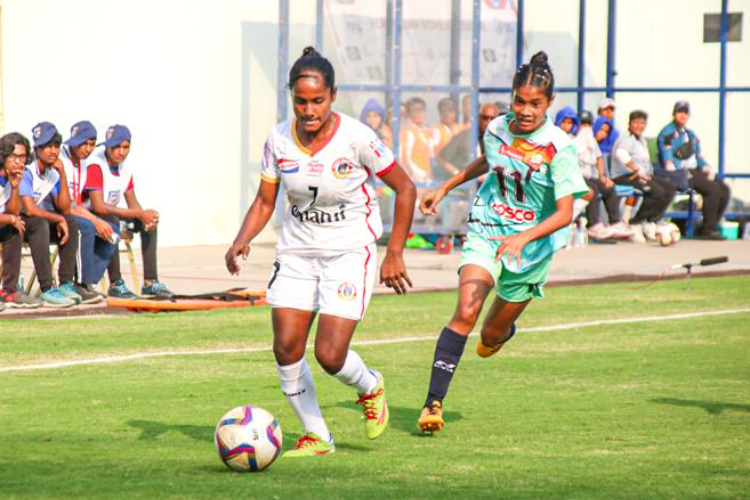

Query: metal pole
left=277, top=0, right=290, bottom=123
left=392, top=0, right=403, bottom=161
left=315, top=0, right=324, bottom=52
left=577, top=0, right=586, bottom=112
left=515, top=0, right=524, bottom=68
left=470, top=0, right=481, bottom=156
left=449, top=0, right=462, bottom=104
left=718, top=0, right=728, bottom=178
left=605, top=0, right=617, bottom=98
left=385, top=0, right=394, bottom=112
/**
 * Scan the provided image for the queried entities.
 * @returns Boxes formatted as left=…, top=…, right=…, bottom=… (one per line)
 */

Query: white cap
left=598, top=97, right=616, bottom=110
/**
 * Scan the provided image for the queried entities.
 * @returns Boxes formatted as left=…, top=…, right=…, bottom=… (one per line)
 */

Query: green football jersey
left=468, top=114, right=588, bottom=273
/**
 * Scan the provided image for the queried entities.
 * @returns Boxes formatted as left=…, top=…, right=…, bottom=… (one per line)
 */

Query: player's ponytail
left=512, top=51, right=555, bottom=99
left=288, top=46, right=336, bottom=90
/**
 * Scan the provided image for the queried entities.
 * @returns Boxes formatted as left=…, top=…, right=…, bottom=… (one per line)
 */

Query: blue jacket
left=554, top=106, right=580, bottom=135
left=359, top=98, right=386, bottom=126
left=593, top=115, right=620, bottom=154
left=656, top=122, right=708, bottom=170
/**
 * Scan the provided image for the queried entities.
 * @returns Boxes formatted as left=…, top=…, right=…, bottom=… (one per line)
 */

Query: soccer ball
left=658, top=223, right=682, bottom=247
left=214, top=406, right=282, bottom=472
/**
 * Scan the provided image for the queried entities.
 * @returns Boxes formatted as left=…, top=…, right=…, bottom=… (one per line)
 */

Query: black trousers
left=585, top=178, right=622, bottom=226
left=101, top=216, right=159, bottom=282
left=0, top=225, right=22, bottom=294
left=614, top=174, right=676, bottom=224
left=690, top=169, right=731, bottom=232
left=22, top=214, right=80, bottom=291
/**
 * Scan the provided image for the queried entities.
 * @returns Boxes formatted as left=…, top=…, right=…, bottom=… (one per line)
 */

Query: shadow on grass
left=651, top=397, right=750, bottom=415
left=330, top=401, right=463, bottom=436
left=128, top=420, right=213, bottom=442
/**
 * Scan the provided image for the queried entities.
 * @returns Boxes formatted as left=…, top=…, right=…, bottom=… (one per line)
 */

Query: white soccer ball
left=214, top=406, right=282, bottom=472
left=658, top=223, right=682, bottom=247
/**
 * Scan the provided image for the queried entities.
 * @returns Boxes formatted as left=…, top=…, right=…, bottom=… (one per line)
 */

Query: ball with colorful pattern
left=214, top=406, right=282, bottom=472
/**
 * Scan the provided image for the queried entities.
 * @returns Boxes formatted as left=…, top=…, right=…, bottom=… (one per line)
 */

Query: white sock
left=277, top=358, right=331, bottom=442
left=573, top=198, right=588, bottom=220
left=333, top=350, right=378, bottom=395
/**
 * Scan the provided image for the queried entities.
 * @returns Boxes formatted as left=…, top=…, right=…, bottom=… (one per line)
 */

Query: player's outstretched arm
left=378, top=164, right=416, bottom=295
left=225, top=179, right=279, bottom=275
left=420, top=155, right=488, bottom=215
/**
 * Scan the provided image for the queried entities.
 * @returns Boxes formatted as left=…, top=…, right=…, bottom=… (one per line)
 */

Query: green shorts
left=458, top=232, right=551, bottom=303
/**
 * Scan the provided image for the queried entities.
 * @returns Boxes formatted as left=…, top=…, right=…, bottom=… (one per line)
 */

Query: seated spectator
left=554, top=105, right=580, bottom=136
left=435, top=102, right=499, bottom=181
left=20, top=122, right=82, bottom=307
left=431, top=98, right=465, bottom=155
left=400, top=97, right=433, bottom=182
left=83, top=125, right=173, bottom=298
left=359, top=98, right=393, bottom=150
left=0, top=132, right=41, bottom=308
left=572, top=109, right=632, bottom=239
left=656, top=100, right=731, bottom=240
left=60, top=121, right=119, bottom=301
left=593, top=97, right=620, bottom=168
left=611, top=110, right=676, bottom=242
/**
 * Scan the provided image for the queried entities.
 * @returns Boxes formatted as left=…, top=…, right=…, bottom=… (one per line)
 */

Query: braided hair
left=288, top=46, right=336, bottom=90
left=512, top=51, right=555, bottom=99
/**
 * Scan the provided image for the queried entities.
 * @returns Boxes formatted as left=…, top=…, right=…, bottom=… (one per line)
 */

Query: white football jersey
left=261, top=113, right=396, bottom=256
left=60, top=145, right=87, bottom=206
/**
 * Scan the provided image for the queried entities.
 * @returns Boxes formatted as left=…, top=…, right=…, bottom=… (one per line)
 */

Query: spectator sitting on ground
left=400, top=97, right=433, bottom=182
left=0, top=132, right=41, bottom=309
left=19, top=122, right=82, bottom=307
left=656, top=100, right=731, bottom=240
left=593, top=97, right=620, bottom=167
left=83, top=125, right=173, bottom=299
left=432, top=98, right=465, bottom=155
left=360, top=98, right=393, bottom=150
left=573, top=109, right=632, bottom=239
left=611, top=110, right=676, bottom=242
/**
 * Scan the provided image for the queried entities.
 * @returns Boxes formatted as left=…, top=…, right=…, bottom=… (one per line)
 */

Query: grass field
left=1, top=276, right=749, bottom=500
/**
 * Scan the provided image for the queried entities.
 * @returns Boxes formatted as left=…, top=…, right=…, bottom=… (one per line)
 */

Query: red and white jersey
left=261, top=112, right=396, bottom=256
left=60, top=145, right=87, bottom=206
left=83, top=146, right=134, bottom=208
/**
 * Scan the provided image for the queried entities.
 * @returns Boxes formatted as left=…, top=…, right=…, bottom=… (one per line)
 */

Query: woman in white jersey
left=226, top=47, right=416, bottom=457
left=415, top=52, right=587, bottom=434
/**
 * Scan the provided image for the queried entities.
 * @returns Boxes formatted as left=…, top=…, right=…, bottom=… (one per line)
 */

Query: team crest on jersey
left=337, top=282, right=357, bottom=301
left=332, top=158, right=355, bottom=179
left=278, top=158, right=300, bottom=174
left=368, top=139, right=387, bottom=158
left=500, top=139, right=557, bottom=171
left=307, top=160, right=325, bottom=177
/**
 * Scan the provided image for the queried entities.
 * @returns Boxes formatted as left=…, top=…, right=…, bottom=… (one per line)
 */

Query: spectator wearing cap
left=0, top=132, right=42, bottom=309
left=593, top=97, right=620, bottom=169
left=570, top=109, right=632, bottom=240
left=656, top=101, right=731, bottom=240
left=61, top=121, right=119, bottom=301
left=359, top=98, right=393, bottom=150
left=611, top=110, right=677, bottom=242
left=83, top=125, right=173, bottom=298
left=19, top=122, right=82, bottom=307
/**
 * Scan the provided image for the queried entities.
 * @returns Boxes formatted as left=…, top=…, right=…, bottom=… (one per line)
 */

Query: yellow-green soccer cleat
left=356, top=370, right=389, bottom=440
left=282, top=432, right=335, bottom=458
left=418, top=400, right=444, bottom=434
left=476, top=323, right=517, bottom=358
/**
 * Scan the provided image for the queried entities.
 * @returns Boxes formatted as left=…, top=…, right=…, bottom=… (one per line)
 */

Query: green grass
left=1, top=276, right=749, bottom=500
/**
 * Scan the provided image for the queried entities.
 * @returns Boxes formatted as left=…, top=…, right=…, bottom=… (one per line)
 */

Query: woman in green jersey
left=417, top=52, right=589, bottom=433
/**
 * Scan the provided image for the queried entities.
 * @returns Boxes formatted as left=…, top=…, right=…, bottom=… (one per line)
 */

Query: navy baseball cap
left=102, top=124, right=132, bottom=148
left=673, top=100, right=690, bottom=115
left=65, top=121, right=97, bottom=147
left=579, top=110, right=594, bottom=124
left=31, top=122, right=60, bottom=147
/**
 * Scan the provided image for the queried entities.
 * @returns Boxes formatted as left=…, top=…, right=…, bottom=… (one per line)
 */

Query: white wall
left=0, top=0, right=314, bottom=246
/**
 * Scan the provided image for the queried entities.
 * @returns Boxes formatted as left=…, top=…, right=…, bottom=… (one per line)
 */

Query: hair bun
left=529, top=51, right=549, bottom=67
left=302, top=46, right=320, bottom=58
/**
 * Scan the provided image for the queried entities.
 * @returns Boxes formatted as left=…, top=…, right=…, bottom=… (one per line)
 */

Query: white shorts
left=265, top=244, right=376, bottom=321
